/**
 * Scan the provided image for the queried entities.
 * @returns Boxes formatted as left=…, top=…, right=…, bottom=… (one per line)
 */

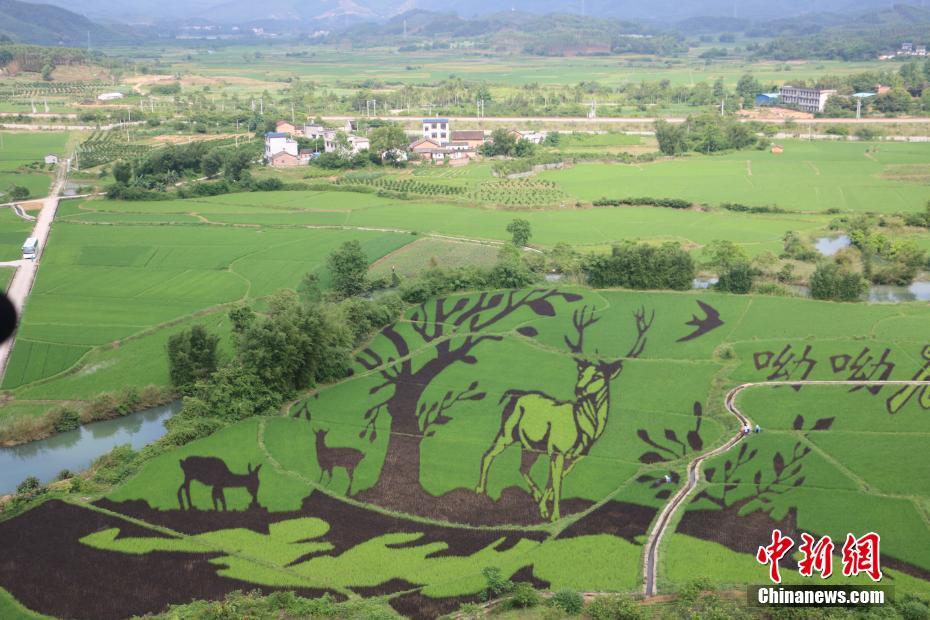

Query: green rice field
left=3, top=288, right=924, bottom=618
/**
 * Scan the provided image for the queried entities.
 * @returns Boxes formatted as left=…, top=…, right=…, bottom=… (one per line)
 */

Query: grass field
left=0, top=288, right=913, bottom=618
left=542, top=140, right=930, bottom=213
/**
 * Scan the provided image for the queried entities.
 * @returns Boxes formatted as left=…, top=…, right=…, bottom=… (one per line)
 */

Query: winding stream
left=0, top=401, right=180, bottom=494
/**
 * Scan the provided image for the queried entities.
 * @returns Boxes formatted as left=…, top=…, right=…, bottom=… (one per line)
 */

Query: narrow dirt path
left=642, top=379, right=930, bottom=596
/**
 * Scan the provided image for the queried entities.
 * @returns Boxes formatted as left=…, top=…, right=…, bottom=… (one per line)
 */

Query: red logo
left=841, top=532, right=882, bottom=582
left=758, top=531, right=882, bottom=583
left=756, top=529, right=795, bottom=584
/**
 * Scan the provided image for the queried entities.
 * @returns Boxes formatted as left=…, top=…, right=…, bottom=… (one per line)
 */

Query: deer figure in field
left=476, top=305, right=654, bottom=521
left=177, top=457, right=262, bottom=511
left=315, top=429, right=365, bottom=496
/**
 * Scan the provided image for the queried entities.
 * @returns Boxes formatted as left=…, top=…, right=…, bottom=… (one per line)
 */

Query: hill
left=0, top=0, right=128, bottom=46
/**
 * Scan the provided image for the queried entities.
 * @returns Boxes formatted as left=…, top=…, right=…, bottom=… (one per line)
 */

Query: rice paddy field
left=0, top=217, right=412, bottom=407
left=2, top=288, right=928, bottom=619
left=163, top=46, right=890, bottom=90
left=542, top=140, right=930, bottom=213
left=0, top=132, right=69, bottom=200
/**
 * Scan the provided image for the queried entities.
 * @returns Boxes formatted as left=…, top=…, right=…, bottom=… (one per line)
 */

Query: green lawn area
left=542, top=139, right=930, bottom=213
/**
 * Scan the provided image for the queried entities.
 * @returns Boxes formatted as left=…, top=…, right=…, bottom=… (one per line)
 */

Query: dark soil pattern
left=98, top=491, right=547, bottom=557
left=556, top=500, right=657, bottom=543
left=679, top=500, right=930, bottom=583
left=0, top=500, right=335, bottom=620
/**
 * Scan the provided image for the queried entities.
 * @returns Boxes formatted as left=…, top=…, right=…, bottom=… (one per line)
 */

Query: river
left=0, top=401, right=181, bottom=495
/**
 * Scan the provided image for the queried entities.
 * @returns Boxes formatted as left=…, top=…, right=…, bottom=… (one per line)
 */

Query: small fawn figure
left=177, top=457, right=261, bottom=511
left=314, top=429, right=364, bottom=496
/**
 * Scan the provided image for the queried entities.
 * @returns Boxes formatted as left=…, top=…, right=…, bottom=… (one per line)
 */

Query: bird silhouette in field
left=177, top=457, right=261, bottom=511
left=314, top=429, right=364, bottom=496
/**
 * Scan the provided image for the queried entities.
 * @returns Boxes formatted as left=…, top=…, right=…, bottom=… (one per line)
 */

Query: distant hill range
left=0, top=0, right=132, bottom=46
left=20, top=0, right=910, bottom=25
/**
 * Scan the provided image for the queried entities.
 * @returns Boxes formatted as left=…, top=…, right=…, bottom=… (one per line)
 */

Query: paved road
left=641, top=379, right=930, bottom=597
left=322, top=114, right=930, bottom=126
left=0, top=169, right=65, bottom=381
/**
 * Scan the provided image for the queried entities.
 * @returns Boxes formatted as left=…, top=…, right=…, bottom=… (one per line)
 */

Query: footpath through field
left=0, top=166, right=66, bottom=381
left=642, top=379, right=930, bottom=597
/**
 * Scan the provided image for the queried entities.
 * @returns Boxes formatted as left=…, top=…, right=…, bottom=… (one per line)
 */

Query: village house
left=44, top=154, right=59, bottom=165
left=450, top=130, right=486, bottom=149
left=303, top=123, right=326, bottom=140
left=778, top=86, right=836, bottom=113
left=324, top=132, right=370, bottom=155
left=264, top=132, right=303, bottom=167
left=422, top=118, right=450, bottom=145
left=275, top=120, right=297, bottom=135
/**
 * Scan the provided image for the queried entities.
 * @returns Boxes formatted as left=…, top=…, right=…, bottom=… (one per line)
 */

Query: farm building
left=97, top=92, right=124, bottom=101
left=450, top=130, right=486, bottom=149
left=275, top=120, right=297, bottom=135
left=44, top=154, right=59, bottom=165
left=771, top=144, right=784, bottom=154
left=303, top=123, right=326, bottom=139
left=422, top=118, right=450, bottom=145
left=324, top=133, right=370, bottom=155
left=264, top=132, right=302, bottom=166
left=269, top=151, right=300, bottom=167
left=778, top=86, right=836, bottom=113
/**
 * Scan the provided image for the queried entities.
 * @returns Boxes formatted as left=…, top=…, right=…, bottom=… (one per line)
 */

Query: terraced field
left=1, top=288, right=928, bottom=619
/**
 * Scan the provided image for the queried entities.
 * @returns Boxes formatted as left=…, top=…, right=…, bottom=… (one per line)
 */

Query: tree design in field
left=475, top=305, right=654, bottom=521
left=354, top=288, right=584, bottom=512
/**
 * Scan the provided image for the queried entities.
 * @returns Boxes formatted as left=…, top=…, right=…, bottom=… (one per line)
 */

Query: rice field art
left=2, top=288, right=930, bottom=618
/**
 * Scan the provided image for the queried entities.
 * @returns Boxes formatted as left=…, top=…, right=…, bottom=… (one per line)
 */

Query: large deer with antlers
left=475, top=306, right=654, bottom=521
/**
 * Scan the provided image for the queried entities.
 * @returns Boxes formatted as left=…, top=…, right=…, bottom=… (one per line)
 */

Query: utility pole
left=856, top=97, right=862, bottom=120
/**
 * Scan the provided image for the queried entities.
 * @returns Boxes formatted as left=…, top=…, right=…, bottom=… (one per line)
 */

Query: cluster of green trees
left=108, top=140, right=259, bottom=198
left=846, top=217, right=928, bottom=285
left=479, top=129, right=538, bottom=158
left=810, top=261, right=867, bottom=302
left=655, top=113, right=758, bottom=156
left=584, top=241, right=695, bottom=290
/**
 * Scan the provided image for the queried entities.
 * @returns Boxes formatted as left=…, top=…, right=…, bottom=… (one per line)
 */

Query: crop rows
left=338, top=175, right=466, bottom=197
left=0, top=82, right=109, bottom=99
left=75, top=131, right=152, bottom=168
left=467, top=179, right=568, bottom=206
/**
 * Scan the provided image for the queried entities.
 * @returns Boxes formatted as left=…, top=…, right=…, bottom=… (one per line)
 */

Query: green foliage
left=716, top=262, right=755, bottom=294
left=507, top=219, right=532, bottom=247
left=549, top=590, right=584, bottom=615
left=701, top=239, right=749, bottom=272
left=809, top=261, right=867, bottom=302
left=481, top=566, right=514, bottom=601
left=328, top=240, right=370, bottom=298
left=167, top=325, right=220, bottom=392
left=7, top=185, right=29, bottom=201
left=509, top=582, right=541, bottom=609
left=49, top=406, right=80, bottom=432
left=585, top=594, right=645, bottom=620
left=655, top=113, right=758, bottom=156
left=15, top=476, right=41, bottom=495
left=583, top=241, right=694, bottom=290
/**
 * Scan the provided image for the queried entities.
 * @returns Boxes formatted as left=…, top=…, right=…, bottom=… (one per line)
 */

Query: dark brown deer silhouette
left=315, top=429, right=364, bottom=496
left=177, top=457, right=262, bottom=511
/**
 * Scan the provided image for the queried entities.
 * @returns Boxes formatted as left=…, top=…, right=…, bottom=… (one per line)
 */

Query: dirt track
left=641, top=379, right=930, bottom=596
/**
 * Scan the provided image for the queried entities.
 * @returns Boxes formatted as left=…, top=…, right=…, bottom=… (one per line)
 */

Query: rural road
left=641, top=379, right=930, bottom=597
left=0, top=168, right=66, bottom=381
left=322, top=114, right=930, bottom=126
